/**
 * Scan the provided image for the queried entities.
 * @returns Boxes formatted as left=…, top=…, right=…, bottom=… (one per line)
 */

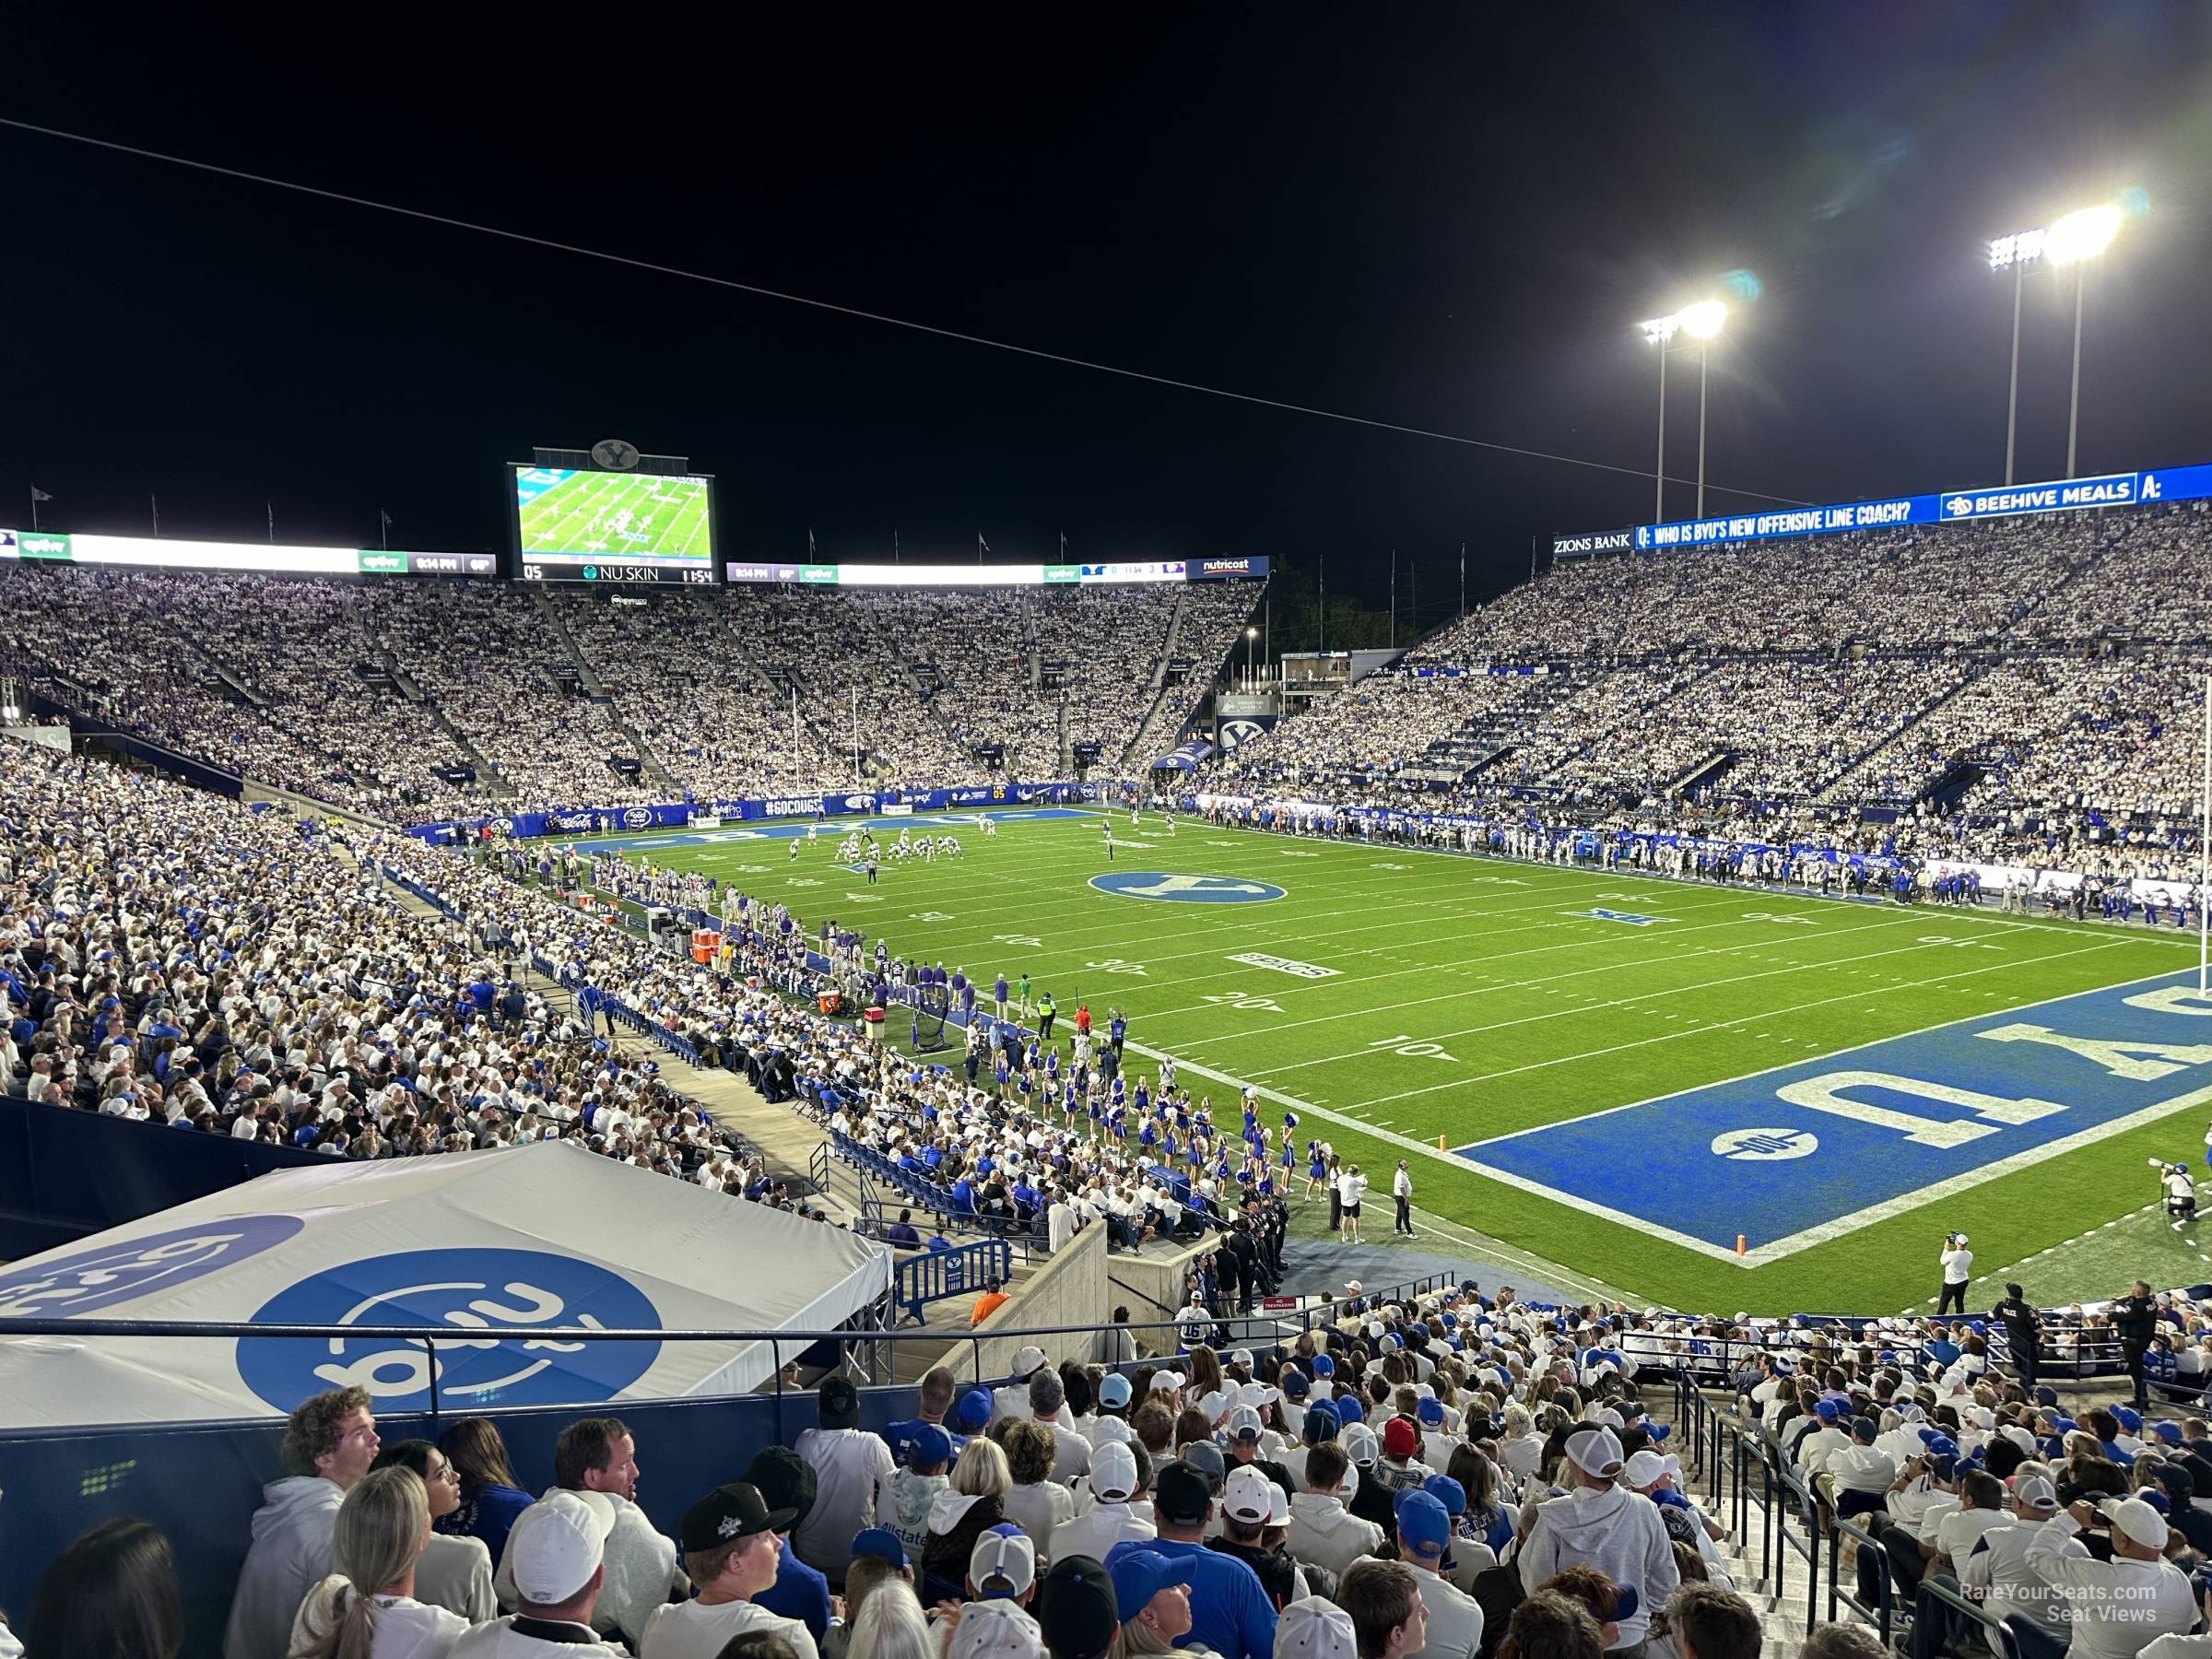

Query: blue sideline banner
left=406, top=782, right=1090, bottom=841
left=1621, top=458, right=2212, bottom=554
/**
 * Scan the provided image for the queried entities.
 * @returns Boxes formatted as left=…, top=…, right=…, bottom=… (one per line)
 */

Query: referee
left=1393, top=1159, right=1413, bottom=1235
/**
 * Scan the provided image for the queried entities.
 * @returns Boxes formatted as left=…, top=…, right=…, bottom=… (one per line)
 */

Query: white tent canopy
left=0, top=1142, right=891, bottom=1427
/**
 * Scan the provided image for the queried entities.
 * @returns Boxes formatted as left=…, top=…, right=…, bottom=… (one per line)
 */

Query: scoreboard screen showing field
left=512, top=466, right=719, bottom=584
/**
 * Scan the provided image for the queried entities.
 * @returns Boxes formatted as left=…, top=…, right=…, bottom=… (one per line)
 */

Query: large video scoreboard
left=512, top=465, right=719, bottom=584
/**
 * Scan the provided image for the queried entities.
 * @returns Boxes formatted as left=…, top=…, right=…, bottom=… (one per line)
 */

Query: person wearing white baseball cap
left=944, top=1596, right=1047, bottom=1659
left=1273, top=1596, right=1358, bottom=1659
left=448, top=1490, right=627, bottom=1659
left=969, top=1527, right=1039, bottom=1604
left=1211, top=1466, right=1298, bottom=1608
left=2026, top=1495, right=2195, bottom=1659
left=1512, top=1428, right=1677, bottom=1653
left=1053, top=1441, right=1157, bottom=1564
left=994, top=1347, right=1057, bottom=1426
left=1956, top=1475, right=2067, bottom=1656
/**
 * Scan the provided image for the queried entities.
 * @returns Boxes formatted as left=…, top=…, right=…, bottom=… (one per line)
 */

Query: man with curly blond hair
left=224, top=1386, right=380, bottom=1659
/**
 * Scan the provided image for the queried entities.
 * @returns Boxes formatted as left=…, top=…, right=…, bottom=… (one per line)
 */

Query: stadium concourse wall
left=939, top=1223, right=1109, bottom=1376
left=405, top=781, right=1096, bottom=841
left=0, top=1095, right=324, bottom=1259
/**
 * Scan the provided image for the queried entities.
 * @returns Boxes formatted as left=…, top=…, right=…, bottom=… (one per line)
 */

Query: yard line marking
left=1237, top=921, right=2080, bottom=1079
left=1385, top=934, right=2140, bottom=1120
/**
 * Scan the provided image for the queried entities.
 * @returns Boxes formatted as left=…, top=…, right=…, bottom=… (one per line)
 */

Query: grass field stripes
left=582, top=809, right=2206, bottom=1310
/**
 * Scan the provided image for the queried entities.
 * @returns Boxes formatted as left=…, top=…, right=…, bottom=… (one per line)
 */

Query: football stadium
left=6, top=14, right=2212, bottom=1659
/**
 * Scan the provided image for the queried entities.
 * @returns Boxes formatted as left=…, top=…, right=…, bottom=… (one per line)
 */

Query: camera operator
left=1938, top=1233, right=1973, bottom=1316
left=2161, top=1160, right=2198, bottom=1231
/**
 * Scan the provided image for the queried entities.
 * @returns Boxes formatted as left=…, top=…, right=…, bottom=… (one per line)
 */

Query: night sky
left=6, top=6, right=2211, bottom=614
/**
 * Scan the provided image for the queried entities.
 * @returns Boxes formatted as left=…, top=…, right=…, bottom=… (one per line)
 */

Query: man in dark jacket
left=2113, top=1279, right=2159, bottom=1409
left=1993, top=1283, right=2041, bottom=1392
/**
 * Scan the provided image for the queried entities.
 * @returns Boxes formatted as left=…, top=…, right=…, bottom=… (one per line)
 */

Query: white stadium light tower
left=1989, top=200, right=2124, bottom=482
left=1640, top=300, right=1729, bottom=523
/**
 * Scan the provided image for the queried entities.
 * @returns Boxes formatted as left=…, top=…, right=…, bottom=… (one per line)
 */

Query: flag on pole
left=266, top=502, right=275, bottom=542
left=979, top=534, right=991, bottom=563
left=151, top=493, right=160, bottom=535
left=29, top=487, right=51, bottom=503
left=808, top=528, right=818, bottom=557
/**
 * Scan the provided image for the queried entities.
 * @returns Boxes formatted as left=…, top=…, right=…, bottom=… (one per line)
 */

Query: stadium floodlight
left=1640, top=313, right=1683, bottom=523
left=1244, top=625, right=1259, bottom=686
left=2050, top=205, right=2123, bottom=476
left=1640, top=301, right=1729, bottom=521
left=2046, top=204, right=2122, bottom=265
left=1991, top=226, right=2046, bottom=485
left=1677, top=300, right=1727, bottom=339
left=1990, top=204, right=2124, bottom=483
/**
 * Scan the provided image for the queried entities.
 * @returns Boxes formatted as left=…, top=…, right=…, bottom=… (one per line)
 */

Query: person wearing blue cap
left=1105, top=1464, right=1277, bottom=1659
left=1394, top=1490, right=1483, bottom=1659
left=1284, top=1400, right=1339, bottom=1494
left=877, top=1424, right=953, bottom=1565
left=1105, top=1550, right=1196, bottom=1655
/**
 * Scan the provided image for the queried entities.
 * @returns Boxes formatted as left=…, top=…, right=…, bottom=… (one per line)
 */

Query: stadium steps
left=528, top=587, right=677, bottom=791
left=1814, top=663, right=1988, bottom=804
left=381, top=652, right=512, bottom=792
left=1667, top=750, right=1736, bottom=797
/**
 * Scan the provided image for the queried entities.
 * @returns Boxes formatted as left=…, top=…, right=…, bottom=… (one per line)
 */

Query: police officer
left=1992, top=1282, right=2040, bottom=1393
left=2114, top=1278, right=2159, bottom=1410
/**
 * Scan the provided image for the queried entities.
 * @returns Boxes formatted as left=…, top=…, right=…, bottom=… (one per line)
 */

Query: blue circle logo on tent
left=1089, top=872, right=1287, bottom=903
left=235, top=1248, right=663, bottom=1415
left=0, top=1215, right=306, bottom=1319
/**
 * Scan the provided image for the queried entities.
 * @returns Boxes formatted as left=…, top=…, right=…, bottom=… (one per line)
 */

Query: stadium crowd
left=23, top=1277, right=1806, bottom=1659
left=33, top=1261, right=2212, bottom=1659
left=0, top=737, right=817, bottom=1204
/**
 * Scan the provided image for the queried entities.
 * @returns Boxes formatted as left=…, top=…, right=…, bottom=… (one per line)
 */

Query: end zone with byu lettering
left=1457, top=969, right=2212, bottom=1266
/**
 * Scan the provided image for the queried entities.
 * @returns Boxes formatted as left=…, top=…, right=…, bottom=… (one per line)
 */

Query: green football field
left=516, top=468, right=712, bottom=560
left=589, top=810, right=2212, bottom=1317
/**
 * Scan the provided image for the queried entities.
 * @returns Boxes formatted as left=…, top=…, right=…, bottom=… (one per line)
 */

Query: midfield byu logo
left=1711, top=1127, right=1819, bottom=1161
left=0, top=1216, right=305, bottom=1319
left=1089, top=872, right=1287, bottom=903
left=234, top=1247, right=663, bottom=1414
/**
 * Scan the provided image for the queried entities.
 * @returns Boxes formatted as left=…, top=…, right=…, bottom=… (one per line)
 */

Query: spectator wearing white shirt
left=1393, top=1491, right=1482, bottom=1659
left=794, top=1378, right=896, bottom=1584
left=286, top=1466, right=472, bottom=1659
left=494, top=1418, right=683, bottom=1653
left=1053, top=1441, right=1157, bottom=1563
left=639, top=1482, right=816, bottom=1659
left=2027, top=1498, right=2196, bottom=1659
left=1957, top=1476, right=2068, bottom=1658
left=1337, top=1165, right=1368, bottom=1243
left=448, top=1489, right=629, bottom=1659
left=1286, top=1442, right=1385, bottom=1581
left=1821, top=1418, right=1896, bottom=1521
left=1939, top=1234, right=1974, bottom=1316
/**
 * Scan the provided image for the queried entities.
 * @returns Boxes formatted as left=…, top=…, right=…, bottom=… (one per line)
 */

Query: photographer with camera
left=2159, top=1158, right=2198, bottom=1230
left=1938, top=1233, right=1973, bottom=1316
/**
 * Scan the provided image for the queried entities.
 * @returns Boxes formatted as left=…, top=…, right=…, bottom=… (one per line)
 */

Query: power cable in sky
left=0, top=115, right=1812, bottom=511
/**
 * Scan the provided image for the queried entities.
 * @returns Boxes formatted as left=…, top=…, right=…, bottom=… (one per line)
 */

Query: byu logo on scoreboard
left=1089, top=872, right=1287, bottom=904
left=1710, top=1127, right=1819, bottom=1161
left=235, top=1247, right=663, bottom=1414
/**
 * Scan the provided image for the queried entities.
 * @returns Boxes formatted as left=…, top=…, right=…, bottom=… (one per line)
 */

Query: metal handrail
left=1821, top=1494, right=1895, bottom=1646
left=1920, top=1574, right=2026, bottom=1659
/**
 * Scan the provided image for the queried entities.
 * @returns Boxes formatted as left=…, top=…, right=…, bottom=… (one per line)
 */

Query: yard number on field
left=994, top=934, right=1043, bottom=947
left=1203, top=991, right=1283, bottom=1013
left=1369, top=1033, right=1459, bottom=1062
left=1743, top=911, right=1817, bottom=925
left=1086, top=958, right=1148, bottom=976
